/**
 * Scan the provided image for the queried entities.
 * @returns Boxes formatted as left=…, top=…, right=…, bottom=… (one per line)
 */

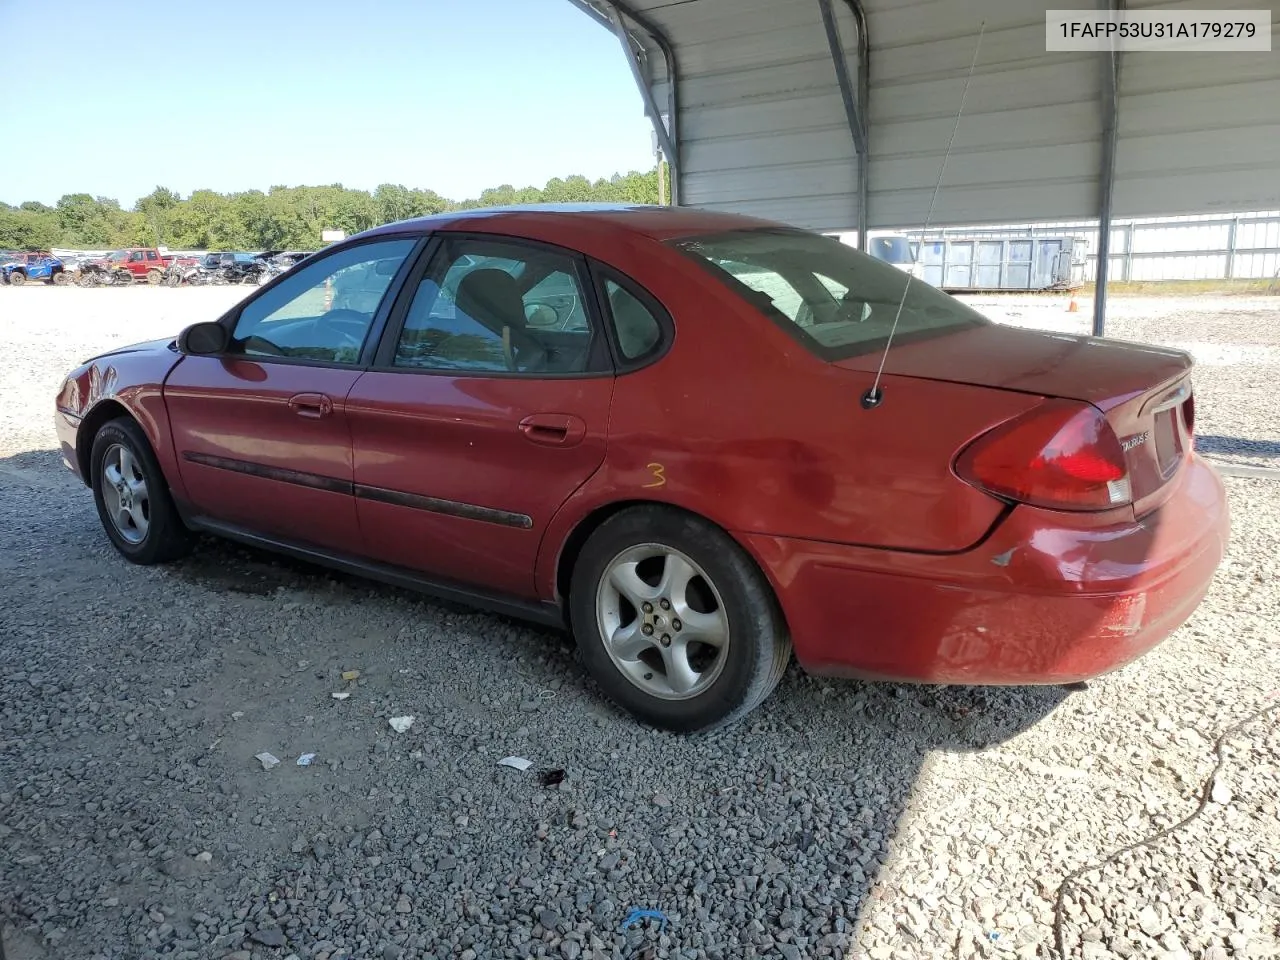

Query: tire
left=569, top=506, right=791, bottom=732
left=8, top=271, right=25, bottom=287
left=52, top=271, right=69, bottom=286
left=90, top=417, right=194, bottom=565
left=146, top=269, right=163, bottom=285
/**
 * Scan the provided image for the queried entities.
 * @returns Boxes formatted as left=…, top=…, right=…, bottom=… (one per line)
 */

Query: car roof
left=358, top=203, right=790, bottom=244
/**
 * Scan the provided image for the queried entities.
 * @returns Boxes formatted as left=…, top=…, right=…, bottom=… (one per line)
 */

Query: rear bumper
left=741, top=454, right=1229, bottom=685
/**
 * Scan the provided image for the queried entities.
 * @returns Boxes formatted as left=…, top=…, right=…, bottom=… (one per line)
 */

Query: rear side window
left=604, top=279, right=662, bottom=360
left=671, top=228, right=988, bottom=361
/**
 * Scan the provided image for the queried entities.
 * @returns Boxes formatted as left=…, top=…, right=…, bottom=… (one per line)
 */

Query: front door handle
left=518, top=413, right=586, bottom=447
left=288, top=392, right=333, bottom=419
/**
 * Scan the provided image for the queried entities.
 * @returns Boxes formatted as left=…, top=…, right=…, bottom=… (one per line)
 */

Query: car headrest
left=455, top=269, right=526, bottom=335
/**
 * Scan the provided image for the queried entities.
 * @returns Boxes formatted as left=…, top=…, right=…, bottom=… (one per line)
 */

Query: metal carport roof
left=568, top=0, right=1280, bottom=332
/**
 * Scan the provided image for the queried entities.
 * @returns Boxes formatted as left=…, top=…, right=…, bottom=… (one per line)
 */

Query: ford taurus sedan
left=54, top=204, right=1229, bottom=731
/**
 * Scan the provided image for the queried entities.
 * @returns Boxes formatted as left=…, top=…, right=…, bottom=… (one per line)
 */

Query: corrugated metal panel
left=579, top=0, right=1280, bottom=232
left=1113, top=0, right=1280, bottom=215
left=647, top=0, right=864, bottom=232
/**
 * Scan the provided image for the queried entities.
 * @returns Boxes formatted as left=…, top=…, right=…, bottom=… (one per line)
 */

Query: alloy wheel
left=595, top=544, right=730, bottom=700
left=100, top=443, right=150, bottom=544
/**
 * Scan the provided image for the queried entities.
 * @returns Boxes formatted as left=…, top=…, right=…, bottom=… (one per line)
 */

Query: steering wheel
left=316, top=308, right=370, bottom=348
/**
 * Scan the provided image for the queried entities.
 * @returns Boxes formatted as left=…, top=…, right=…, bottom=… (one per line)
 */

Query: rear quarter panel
left=531, top=227, right=1047, bottom=599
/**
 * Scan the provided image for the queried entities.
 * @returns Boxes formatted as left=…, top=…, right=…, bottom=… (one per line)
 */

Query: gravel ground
left=0, top=286, right=1277, bottom=960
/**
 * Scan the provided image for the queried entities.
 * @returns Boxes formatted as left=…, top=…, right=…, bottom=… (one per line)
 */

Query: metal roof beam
left=570, top=0, right=683, bottom=206
left=562, top=0, right=612, bottom=31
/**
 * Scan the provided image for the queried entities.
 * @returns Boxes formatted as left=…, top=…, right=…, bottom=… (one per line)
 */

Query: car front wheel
left=90, top=417, right=193, bottom=564
left=569, top=506, right=791, bottom=732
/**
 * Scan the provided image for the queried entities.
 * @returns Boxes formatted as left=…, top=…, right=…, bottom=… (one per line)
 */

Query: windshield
left=670, top=228, right=988, bottom=361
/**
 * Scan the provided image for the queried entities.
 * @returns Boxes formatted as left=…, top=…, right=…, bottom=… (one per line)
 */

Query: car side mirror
left=178, top=321, right=229, bottom=355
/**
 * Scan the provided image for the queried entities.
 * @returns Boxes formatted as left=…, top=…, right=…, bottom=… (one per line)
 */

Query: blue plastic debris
left=620, top=907, right=668, bottom=933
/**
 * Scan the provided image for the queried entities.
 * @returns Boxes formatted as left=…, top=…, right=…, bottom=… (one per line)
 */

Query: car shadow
left=1, top=445, right=1087, bottom=959
left=1194, top=434, right=1280, bottom=460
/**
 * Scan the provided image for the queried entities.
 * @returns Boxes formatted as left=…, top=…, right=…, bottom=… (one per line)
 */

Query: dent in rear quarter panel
left=62, top=351, right=189, bottom=503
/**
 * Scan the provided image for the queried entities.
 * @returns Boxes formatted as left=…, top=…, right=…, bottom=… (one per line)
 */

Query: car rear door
left=345, top=234, right=615, bottom=600
left=163, top=236, right=422, bottom=552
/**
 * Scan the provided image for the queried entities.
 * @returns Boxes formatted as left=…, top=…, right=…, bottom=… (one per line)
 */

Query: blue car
left=2, top=251, right=68, bottom=286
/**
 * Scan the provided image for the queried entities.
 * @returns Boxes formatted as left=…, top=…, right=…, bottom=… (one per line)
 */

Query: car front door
left=346, top=234, right=615, bottom=599
left=164, top=236, right=421, bottom=552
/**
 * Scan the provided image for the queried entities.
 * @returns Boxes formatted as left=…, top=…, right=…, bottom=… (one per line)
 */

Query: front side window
left=129, top=251, right=144, bottom=262
left=671, top=229, right=989, bottom=361
left=392, top=238, right=596, bottom=375
left=228, top=238, right=415, bottom=364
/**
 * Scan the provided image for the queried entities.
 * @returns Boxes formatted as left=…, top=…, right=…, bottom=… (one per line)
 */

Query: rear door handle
left=288, top=392, right=333, bottom=419
left=518, top=413, right=586, bottom=447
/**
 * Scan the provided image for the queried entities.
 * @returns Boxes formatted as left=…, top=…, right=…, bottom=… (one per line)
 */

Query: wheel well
left=76, top=400, right=131, bottom=482
left=554, top=500, right=787, bottom=631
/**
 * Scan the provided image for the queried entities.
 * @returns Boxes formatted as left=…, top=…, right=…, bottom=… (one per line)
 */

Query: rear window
left=670, top=228, right=988, bottom=361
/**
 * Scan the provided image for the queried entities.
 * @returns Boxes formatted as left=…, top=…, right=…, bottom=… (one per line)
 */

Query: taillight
left=955, top=399, right=1132, bottom=511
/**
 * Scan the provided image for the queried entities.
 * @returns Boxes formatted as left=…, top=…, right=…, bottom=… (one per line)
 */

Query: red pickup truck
left=85, top=248, right=170, bottom=284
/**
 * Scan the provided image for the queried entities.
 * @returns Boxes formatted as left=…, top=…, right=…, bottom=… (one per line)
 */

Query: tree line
left=0, top=168, right=666, bottom=252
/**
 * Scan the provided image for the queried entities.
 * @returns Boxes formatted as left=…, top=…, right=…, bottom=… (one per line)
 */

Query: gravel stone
left=250, top=927, right=286, bottom=947
left=0, top=288, right=1277, bottom=958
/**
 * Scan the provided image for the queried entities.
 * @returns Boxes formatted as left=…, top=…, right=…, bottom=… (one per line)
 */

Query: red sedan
left=54, top=205, right=1229, bottom=731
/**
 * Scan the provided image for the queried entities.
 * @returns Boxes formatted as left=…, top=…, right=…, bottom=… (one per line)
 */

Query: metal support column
left=1226, top=216, right=1239, bottom=279
left=819, top=0, right=871, bottom=251
left=1093, top=0, right=1122, bottom=337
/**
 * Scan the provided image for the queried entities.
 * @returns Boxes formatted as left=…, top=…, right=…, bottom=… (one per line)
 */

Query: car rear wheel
left=569, top=506, right=791, bottom=732
left=146, top=268, right=162, bottom=285
left=8, top=271, right=25, bottom=286
left=90, top=417, right=193, bottom=565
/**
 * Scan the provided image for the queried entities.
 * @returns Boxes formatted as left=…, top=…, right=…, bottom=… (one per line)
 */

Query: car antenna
left=862, top=20, right=986, bottom=410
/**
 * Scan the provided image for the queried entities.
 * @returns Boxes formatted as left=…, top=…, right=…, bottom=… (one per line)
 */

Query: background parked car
left=1, top=251, right=68, bottom=285
left=199, top=252, right=263, bottom=284
left=81, top=248, right=168, bottom=284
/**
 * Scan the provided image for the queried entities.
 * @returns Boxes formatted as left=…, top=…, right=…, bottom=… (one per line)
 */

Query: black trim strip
left=181, top=451, right=533, bottom=529
left=353, top=484, right=532, bottom=529
left=179, top=511, right=565, bottom=628
left=183, top=451, right=351, bottom=495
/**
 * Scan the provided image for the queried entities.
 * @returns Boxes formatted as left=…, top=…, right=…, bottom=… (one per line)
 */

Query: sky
left=1, top=0, right=656, bottom=208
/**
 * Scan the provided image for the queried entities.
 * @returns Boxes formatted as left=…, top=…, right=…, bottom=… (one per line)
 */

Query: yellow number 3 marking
left=642, top=462, right=667, bottom=488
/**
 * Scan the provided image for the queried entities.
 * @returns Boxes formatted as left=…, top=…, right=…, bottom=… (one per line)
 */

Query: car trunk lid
left=834, top=324, right=1196, bottom=512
